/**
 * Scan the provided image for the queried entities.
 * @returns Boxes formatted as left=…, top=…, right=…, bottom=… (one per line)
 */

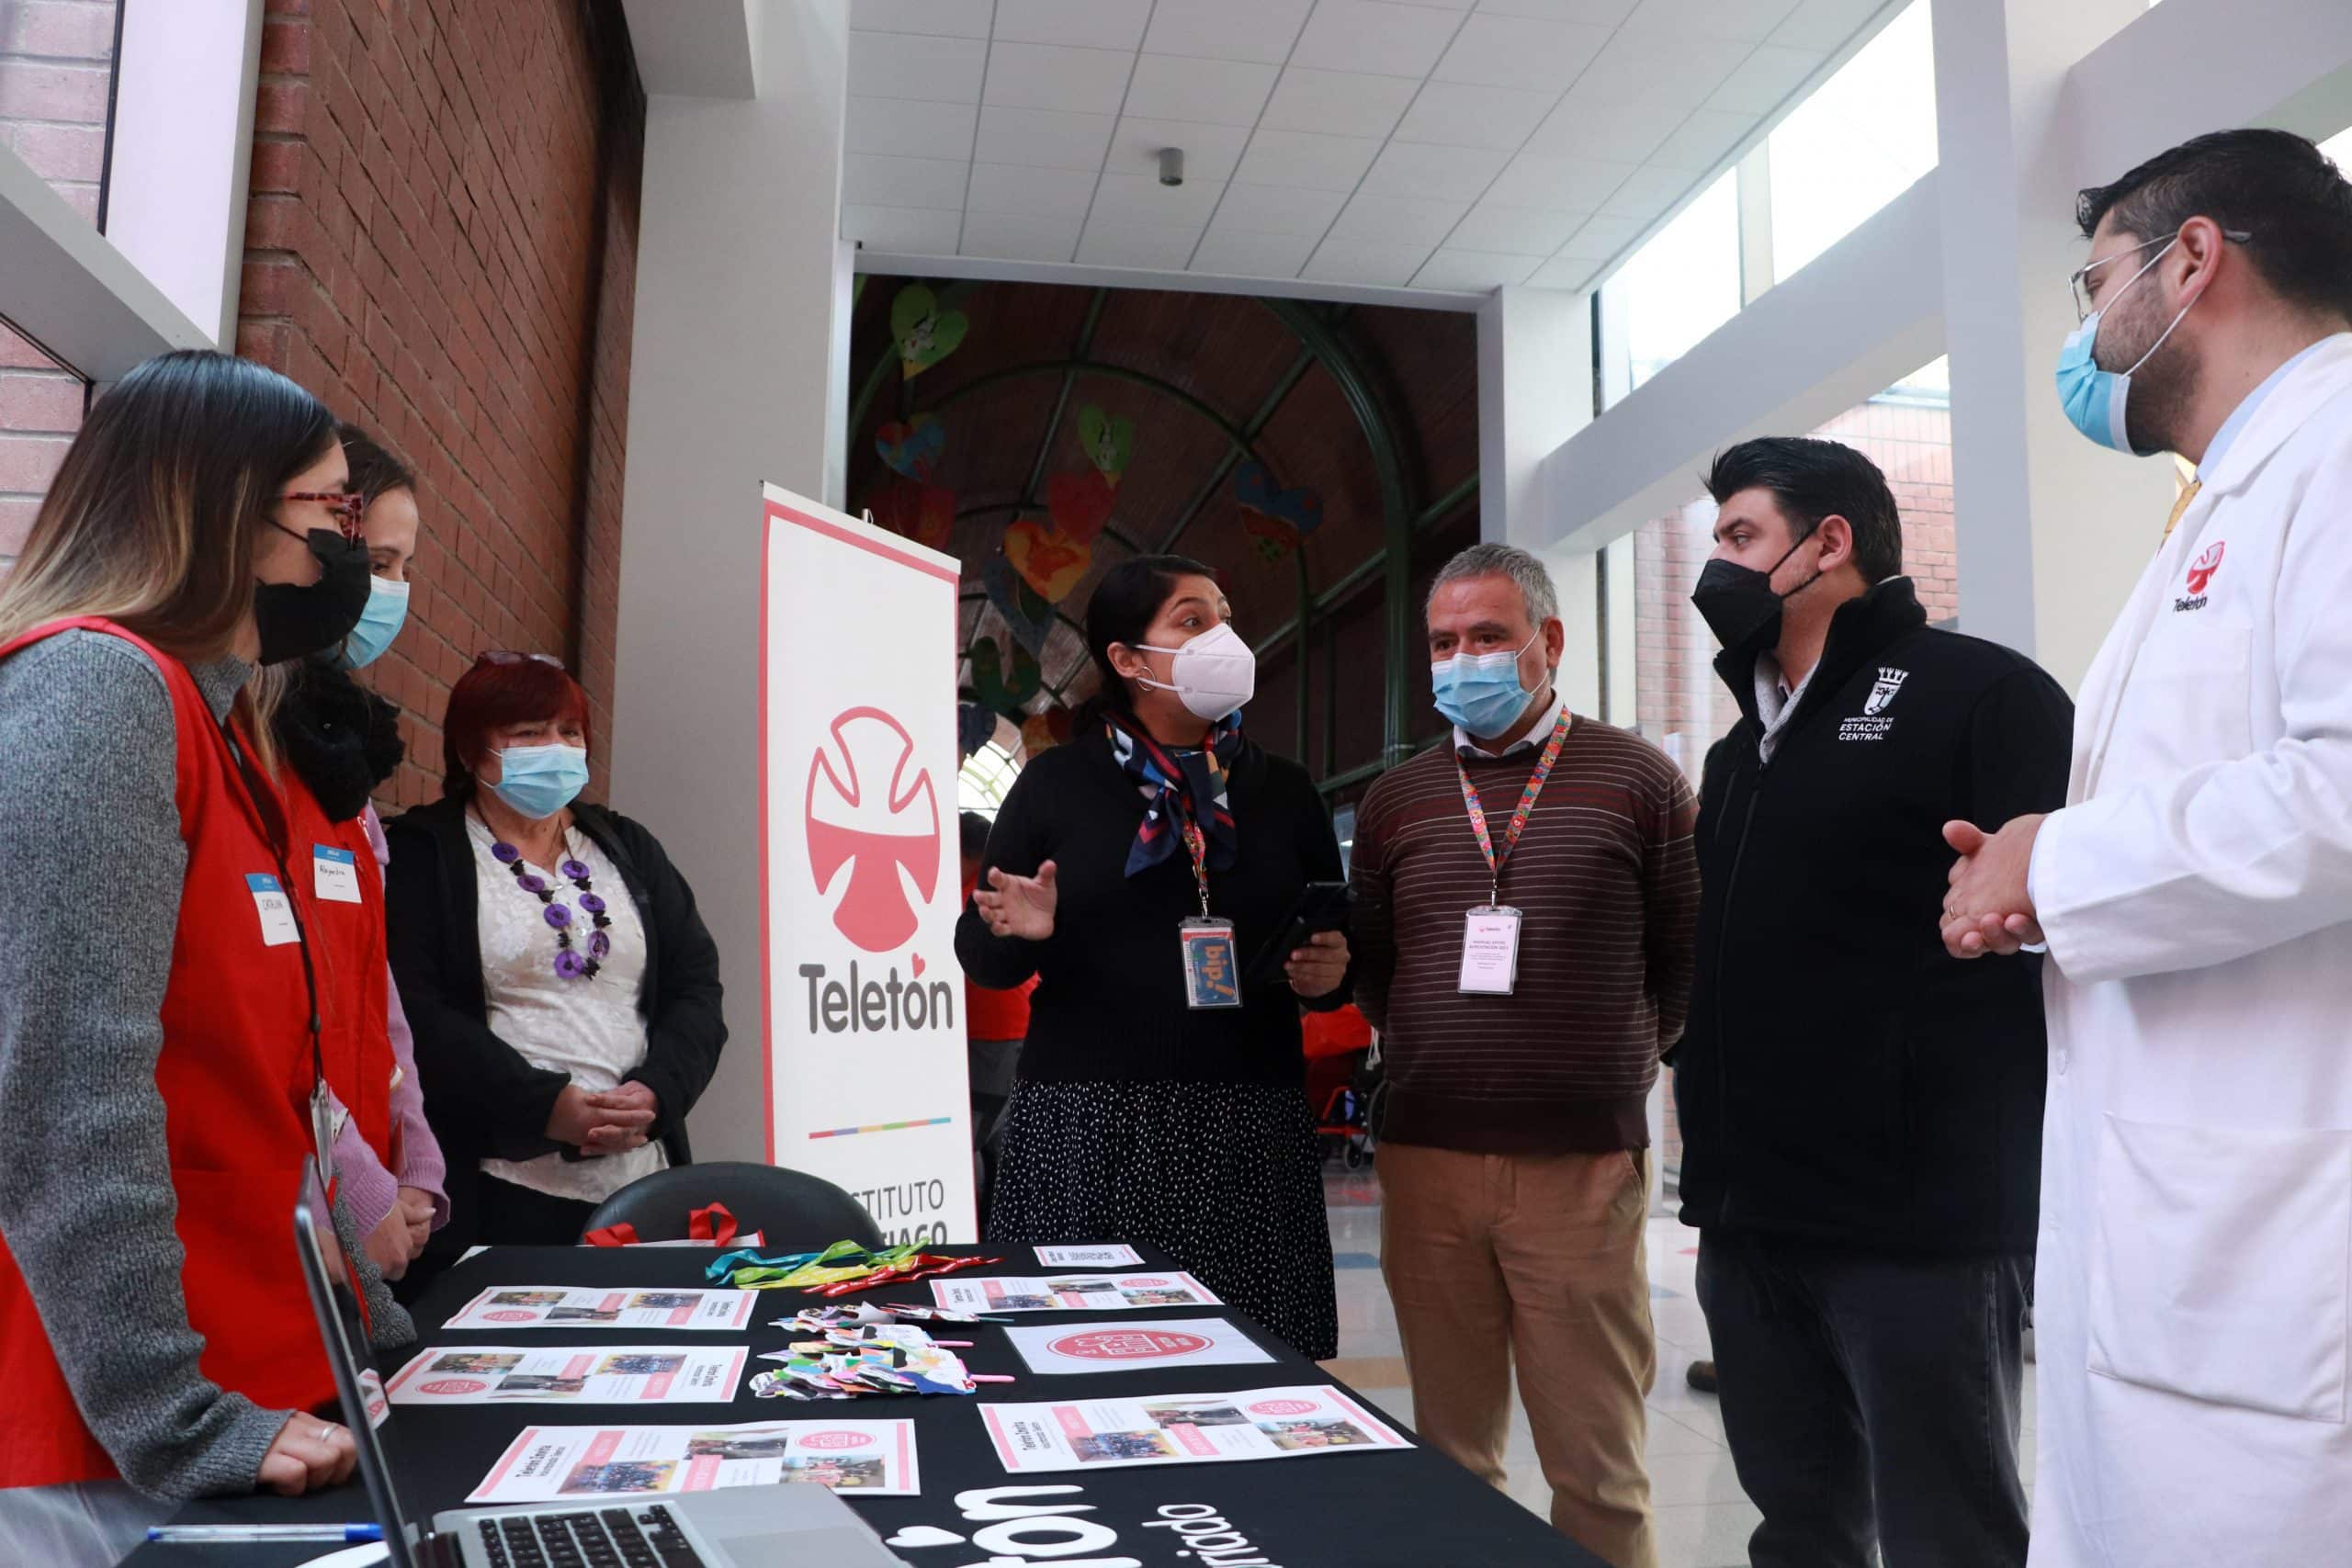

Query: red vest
left=0, top=619, right=336, bottom=1488
left=281, top=773, right=394, bottom=1164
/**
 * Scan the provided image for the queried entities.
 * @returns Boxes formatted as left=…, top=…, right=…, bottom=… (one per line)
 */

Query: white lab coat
left=2027, top=333, right=2352, bottom=1567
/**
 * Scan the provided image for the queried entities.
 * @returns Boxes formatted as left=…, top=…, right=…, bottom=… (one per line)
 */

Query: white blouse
left=469, top=813, right=666, bottom=1204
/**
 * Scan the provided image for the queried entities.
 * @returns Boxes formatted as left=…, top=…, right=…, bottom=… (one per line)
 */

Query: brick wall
left=240, top=0, right=642, bottom=807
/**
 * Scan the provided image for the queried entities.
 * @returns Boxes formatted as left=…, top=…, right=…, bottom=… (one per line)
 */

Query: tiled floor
left=1319, top=1165, right=2037, bottom=1568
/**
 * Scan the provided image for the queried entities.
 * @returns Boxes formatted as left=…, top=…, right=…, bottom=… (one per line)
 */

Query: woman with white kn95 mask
left=958, top=555, right=1353, bottom=1359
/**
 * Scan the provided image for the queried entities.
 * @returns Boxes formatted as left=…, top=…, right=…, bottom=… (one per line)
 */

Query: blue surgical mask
left=1433, top=632, right=1543, bottom=738
left=337, top=575, right=410, bottom=669
left=491, top=742, right=589, bottom=819
left=2055, top=236, right=2193, bottom=455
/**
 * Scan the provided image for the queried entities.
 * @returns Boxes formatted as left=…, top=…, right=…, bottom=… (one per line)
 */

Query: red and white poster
left=979, top=1386, right=1410, bottom=1475
left=761, top=485, right=975, bottom=1244
left=1005, top=1317, right=1276, bottom=1376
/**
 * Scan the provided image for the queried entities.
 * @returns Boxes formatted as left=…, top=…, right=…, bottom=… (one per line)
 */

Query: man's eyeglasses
left=283, top=490, right=367, bottom=542
left=2069, top=229, right=2253, bottom=323
left=476, top=650, right=565, bottom=670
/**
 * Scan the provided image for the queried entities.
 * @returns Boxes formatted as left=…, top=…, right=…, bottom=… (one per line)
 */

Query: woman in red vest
left=0, top=351, right=379, bottom=1562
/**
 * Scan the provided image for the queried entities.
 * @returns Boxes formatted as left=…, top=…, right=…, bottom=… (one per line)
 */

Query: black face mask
left=1690, top=534, right=1823, bottom=649
left=254, top=525, right=373, bottom=665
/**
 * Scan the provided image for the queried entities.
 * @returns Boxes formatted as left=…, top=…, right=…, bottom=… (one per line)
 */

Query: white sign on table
left=1034, top=1244, right=1142, bottom=1269
left=469, top=1419, right=919, bottom=1503
left=932, top=1271, right=1224, bottom=1314
left=442, top=1287, right=756, bottom=1333
left=387, top=1346, right=749, bottom=1405
left=1005, top=1317, right=1276, bottom=1376
left=761, top=484, right=975, bottom=1245
left=978, top=1385, right=1409, bottom=1475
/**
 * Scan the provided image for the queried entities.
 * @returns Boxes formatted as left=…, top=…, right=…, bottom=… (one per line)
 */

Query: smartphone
left=1244, top=881, right=1353, bottom=990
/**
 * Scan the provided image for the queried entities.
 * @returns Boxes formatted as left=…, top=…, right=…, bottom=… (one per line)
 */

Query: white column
left=1479, top=285, right=1600, bottom=705
left=609, top=0, right=849, bottom=1165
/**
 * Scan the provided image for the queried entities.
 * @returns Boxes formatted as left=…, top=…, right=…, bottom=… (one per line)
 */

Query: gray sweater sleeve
left=0, top=632, right=291, bottom=1498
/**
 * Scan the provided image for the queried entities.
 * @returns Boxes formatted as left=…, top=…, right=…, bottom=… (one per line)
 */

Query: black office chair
left=577, top=1162, right=884, bottom=1251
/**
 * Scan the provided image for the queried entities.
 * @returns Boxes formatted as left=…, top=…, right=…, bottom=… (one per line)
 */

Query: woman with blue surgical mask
left=383, top=652, right=727, bottom=1277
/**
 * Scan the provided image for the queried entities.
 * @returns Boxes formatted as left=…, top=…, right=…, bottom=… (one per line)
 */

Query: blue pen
left=146, top=1522, right=384, bottom=1544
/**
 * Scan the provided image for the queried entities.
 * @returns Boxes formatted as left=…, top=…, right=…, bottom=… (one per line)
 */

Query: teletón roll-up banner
left=761, top=484, right=976, bottom=1244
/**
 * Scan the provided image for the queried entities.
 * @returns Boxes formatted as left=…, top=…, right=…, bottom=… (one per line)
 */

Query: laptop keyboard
left=475, top=1504, right=707, bottom=1568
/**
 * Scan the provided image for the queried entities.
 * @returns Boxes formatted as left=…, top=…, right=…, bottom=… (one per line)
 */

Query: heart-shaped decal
left=1242, top=508, right=1298, bottom=564
left=1046, top=469, right=1115, bottom=544
left=1077, top=405, right=1134, bottom=485
left=910, top=953, right=927, bottom=978
left=892, top=285, right=969, bottom=380
left=876, top=414, right=945, bottom=480
left=980, top=553, right=1056, bottom=660
left=1004, top=517, right=1092, bottom=603
left=866, top=479, right=955, bottom=553
left=968, top=633, right=1042, bottom=716
left=882, top=1525, right=966, bottom=1549
left=1237, top=460, right=1321, bottom=536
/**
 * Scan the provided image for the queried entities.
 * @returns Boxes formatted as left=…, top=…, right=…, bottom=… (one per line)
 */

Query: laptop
left=292, top=1163, right=903, bottom=1567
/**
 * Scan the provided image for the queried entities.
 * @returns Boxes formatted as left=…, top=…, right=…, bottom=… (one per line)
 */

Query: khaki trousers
left=1379, top=1143, right=1657, bottom=1568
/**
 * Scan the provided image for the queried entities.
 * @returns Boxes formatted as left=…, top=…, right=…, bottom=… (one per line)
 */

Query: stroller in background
left=1303, top=1004, right=1382, bottom=1169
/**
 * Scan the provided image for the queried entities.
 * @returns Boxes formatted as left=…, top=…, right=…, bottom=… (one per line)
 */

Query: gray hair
left=1427, top=542, right=1559, bottom=628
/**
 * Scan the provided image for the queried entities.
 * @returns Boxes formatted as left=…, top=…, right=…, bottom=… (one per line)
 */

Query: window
left=0, top=0, right=121, bottom=227
left=958, top=740, right=1023, bottom=820
left=2323, top=125, right=2352, bottom=170
left=0, top=318, right=85, bottom=577
left=1769, top=1, right=1939, bottom=281
left=1599, top=171, right=1740, bottom=404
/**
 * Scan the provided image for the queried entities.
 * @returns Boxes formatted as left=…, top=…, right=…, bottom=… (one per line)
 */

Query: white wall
left=609, top=0, right=850, bottom=1166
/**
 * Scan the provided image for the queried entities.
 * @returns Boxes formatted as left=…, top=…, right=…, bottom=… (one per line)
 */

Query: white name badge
left=1459, top=905, right=1523, bottom=995
left=246, top=873, right=301, bottom=947
left=312, top=843, right=362, bottom=904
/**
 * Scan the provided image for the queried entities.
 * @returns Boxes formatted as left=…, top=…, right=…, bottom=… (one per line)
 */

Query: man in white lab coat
left=1942, top=128, right=2352, bottom=1565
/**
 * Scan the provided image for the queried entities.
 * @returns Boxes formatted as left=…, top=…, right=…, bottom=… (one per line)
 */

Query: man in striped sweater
left=1351, top=543, right=1700, bottom=1568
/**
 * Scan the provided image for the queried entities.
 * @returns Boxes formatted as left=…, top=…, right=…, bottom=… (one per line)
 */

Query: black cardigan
left=384, top=795, right=727, bottom=1212
left=955, top=728, right=1351, bottom=1087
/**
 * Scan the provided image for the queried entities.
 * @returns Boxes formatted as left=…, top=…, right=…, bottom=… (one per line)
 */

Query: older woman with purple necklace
left=384, top=653, right=727, bottom=1280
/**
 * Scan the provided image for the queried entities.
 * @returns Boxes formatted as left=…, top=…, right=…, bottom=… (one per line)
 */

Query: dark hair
left=1703, top=437, right=1904, bottom=584
left=959, top=810, right=992, bottom=862
left=339, top=422, right=415, bottom=508
left=1080, top=554, right=1216, bottom=718
left=441, top=655, right=594, bottom=799
left=2077, top=129, right=2352, bottom=321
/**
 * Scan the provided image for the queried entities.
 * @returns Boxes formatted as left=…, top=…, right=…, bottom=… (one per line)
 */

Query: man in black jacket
left=1676, top=438, right=2071, bottom=1568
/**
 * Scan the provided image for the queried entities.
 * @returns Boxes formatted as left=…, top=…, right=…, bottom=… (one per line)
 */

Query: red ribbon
left=582, top=1201, right=737, bottom=1249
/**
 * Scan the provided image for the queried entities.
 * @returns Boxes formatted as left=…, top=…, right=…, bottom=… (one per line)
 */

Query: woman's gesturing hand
left=975, top=861, right=1058, bottom=942
left=1287, top=930, right=1350, bottom=999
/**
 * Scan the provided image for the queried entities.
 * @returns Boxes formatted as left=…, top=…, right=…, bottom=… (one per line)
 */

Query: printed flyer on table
left=386, top=1346, right=750, bottom=1405
left=468, top=1419, right=919, bottom=1503
left=931, top=1271, right=1222, bottom=1314
left=979, top=1385, right=1411, bottom=1475
left=1005, top=1317, right=1276, bottom=1376
left=443, top=1286, right=758, bottom=1332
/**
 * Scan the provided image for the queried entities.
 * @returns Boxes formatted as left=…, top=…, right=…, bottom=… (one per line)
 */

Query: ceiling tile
left=1290, top=0, right=1464, bottom=78
left=974, top=106, right=1117, bottom=170
left=1557, top=210, right=1645, bottom=258
left=845, top=96, right=979, bottom=159
left=1328, top=191, right=1473, bottom=247
left=1109, top=118, right=1254, bottom=182
left=960, top=209, right=1084, bottom=261
left=1124, top=55, right=1280, bottom=127
left=1303, top=236, right=1439, bottom=286
left=1261, top=68, right=1421, bottom=140
left=1770, top=0, right=1886, bottom=52
left=1141, top=0, right=1315, bottom=64
left=842, top=152, right=972, bottom=210
left=1078, top=221, right=1210, bottom=269
left=1209, top=181, right=1351, bottom=236
left=1414, top=248, right=1542, bottom=288
left=1580, top=30, right=1750, bottom=109
left=1191, top=228, right=1320, bottom=276
left=1520, top=89, right=1687, bottom=164
left=840, top=204, right=963, bottom=251
left=1447, top=199, right=1589, bottom=254
left=1599, top=162, right=1696, bottom=218
left=1647, top=107, right=1758, bottom=171
left=1392, top=81, right=1557, bottom=151
left=1232, top=128, right=1385, bottom=193
left=1526, top=251, right=1602, bottom=288
left=966, top=162, right=1100, bottom=219
left=1476, top=0, right=1635, bottom=22
left=849, top=32, right=989, bottom=102
left=1485, top=150, right=1635, bottom=209
left=1621, top=0, right=1801, bottom=42
left=1357, top=140, right=1510, bottom=199
left=993, top=0, right=1153, bottom=51
left=1707, top=44, right=1826, bottom=115
left=1431, top=13, right=1611, bottom=91
left=851, top=0, right=992, bottom=38
left=1090, top=171, right=1228, bottom=226
left=984, top=42, right=1136, bottom=115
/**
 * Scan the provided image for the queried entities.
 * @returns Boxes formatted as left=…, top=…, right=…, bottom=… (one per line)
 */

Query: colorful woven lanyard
left=1179, top=816, right=1212, bottom=916
left=1454, top=705, right=1574, bottom=906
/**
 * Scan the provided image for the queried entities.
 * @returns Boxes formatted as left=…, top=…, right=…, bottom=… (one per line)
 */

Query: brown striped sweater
left=1351, top=711, right=1701, bottom=1154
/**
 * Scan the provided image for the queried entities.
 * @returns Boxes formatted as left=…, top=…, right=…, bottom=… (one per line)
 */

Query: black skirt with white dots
left=984, top=1078, right=1339, bottom=1361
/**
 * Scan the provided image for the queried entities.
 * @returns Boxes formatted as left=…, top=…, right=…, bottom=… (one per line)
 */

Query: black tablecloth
left=123, top=1244, right=1596, bottom=1566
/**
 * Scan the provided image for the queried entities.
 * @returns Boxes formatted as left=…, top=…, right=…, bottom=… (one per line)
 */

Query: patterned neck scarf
left=1107, top=710, right=1244, bottom=878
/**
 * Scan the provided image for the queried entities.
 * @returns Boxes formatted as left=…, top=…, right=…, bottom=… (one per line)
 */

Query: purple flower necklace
left=491, top=835, right=614, bottom=981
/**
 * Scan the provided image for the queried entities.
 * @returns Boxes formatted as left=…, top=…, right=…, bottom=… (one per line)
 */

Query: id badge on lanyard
left=1176, top=818, right=1243, bottom=1010
left=1455, top=706, right=1572, bottom=998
